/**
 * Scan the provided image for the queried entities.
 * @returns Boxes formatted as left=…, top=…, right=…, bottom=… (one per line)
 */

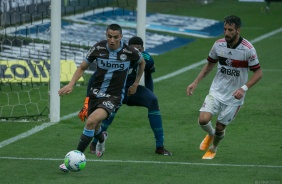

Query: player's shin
left=77, top=128, right=94, bottom=152
left=148, top=110, right=164, bottom=147
left=211, top=130, right=225, bottom=151
left=101, top=112, right=116, bottom=132
left=199, top=121, right=215, bottom=136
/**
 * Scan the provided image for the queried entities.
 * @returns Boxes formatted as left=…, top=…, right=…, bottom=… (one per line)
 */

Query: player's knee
left=148, top=96, right=159, bottom=110
left=86, top=116, right=100, bottom=129
left=198, top=113, right=212, bottom=125
left=215, top=123, right=226, bottom=136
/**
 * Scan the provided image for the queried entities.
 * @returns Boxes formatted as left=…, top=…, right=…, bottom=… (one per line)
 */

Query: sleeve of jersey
left=142, top=52, right=155, bottom=73
left=85, top=45, right=97, bottom=63
left=207, top=43, right=218, bottom=63
left=248, top=48, right=261, bottom=71
left=134, top=50, right=143, bottom=64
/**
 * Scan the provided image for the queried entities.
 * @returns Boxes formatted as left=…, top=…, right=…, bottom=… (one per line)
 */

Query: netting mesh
left=0, top=0, right=136, bottom=121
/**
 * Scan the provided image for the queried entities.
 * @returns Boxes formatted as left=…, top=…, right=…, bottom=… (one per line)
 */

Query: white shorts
left=200, top=94, right=241, bottom=125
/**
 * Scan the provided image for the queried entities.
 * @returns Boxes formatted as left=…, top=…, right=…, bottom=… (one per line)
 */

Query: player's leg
left=90, top=111, right=117, bottom=154
left=202, top=105, right=241, bottom=159
left=77, top=107, right=108, bottom=153
left=202, top=122, right=225, bottom=159
left=212, top=122, right=226, bottom=151
left=59, top=103, right=108, bottom=172
left=126, top=86, right=171, bottom=155
left=93, top=98, right=121, bottom=157
left=198, top=94, right=217, bottom=151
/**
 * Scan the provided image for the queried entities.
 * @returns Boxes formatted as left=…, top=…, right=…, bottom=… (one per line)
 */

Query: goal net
left=0, top=0, right=140, bottom=122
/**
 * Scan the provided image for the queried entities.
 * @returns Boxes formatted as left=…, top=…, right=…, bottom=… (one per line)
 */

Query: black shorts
left=88, top=97, right=121, bottom=118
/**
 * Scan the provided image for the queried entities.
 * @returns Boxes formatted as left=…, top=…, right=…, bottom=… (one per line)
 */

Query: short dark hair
left=107, top=24, right=122, bottom=34
left=224, top=15, right=241, bottom=29
left=128, top=36, right=144, bottom=47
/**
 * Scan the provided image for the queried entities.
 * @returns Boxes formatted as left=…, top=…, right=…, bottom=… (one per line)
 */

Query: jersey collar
left=227, top=36, right=243, bottom=49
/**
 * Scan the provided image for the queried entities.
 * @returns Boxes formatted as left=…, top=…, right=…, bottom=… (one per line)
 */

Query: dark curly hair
left=128, top=36, right=144, bottom=47
left=224, top=15, right=241, bottom=29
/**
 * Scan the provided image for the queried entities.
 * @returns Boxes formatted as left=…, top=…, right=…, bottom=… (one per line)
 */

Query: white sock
left=199, top=121, right=215, bottom=136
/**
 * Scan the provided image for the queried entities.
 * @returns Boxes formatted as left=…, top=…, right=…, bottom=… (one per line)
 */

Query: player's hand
left=78, top=97, right=89, bottom=122
left=78, top=105, right=88, bottom=122
left=232, top=88, right=245, bottom=100
left=58, top=84, right=73, bottom=96
left=187, top=83, right=197, bottom=96
left=127, top=84, right=138, bottom=96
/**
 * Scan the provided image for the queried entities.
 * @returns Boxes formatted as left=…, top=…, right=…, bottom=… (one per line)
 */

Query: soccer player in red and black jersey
left=58, top=24, right=145, bottom=172
left=186, top=15, right=263, bottom=159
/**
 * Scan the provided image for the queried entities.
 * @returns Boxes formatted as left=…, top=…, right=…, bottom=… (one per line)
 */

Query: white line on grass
left=1, top=27, right=282, bottom=149
left=0, top=156, right=281, bottom=169
left=0, top=112, right=78, bottom=148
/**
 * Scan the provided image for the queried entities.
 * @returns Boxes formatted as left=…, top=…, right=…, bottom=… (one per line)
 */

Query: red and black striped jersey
left=207, top=37, right=260, bottom=106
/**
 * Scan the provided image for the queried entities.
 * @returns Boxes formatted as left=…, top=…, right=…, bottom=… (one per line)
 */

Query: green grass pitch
left=0, top=0, right=281, bottom=183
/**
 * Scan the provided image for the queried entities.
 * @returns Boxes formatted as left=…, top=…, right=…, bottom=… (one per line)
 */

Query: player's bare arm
left=233, top=68, right=263, bottom=99
left=187, top=62, right=216, bottom=96
left=128, top=58, right=146, bottom=96
left=58, top=61, right=90, bottom=96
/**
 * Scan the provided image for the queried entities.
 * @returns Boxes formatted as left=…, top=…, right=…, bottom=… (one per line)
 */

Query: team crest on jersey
left=120, top=54, right=127, bottom=61
left=226, top=58, right=232, bottom=66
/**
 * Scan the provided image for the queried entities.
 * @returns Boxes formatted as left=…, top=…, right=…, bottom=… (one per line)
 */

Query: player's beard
left=225, top=33, right=238, bottom=44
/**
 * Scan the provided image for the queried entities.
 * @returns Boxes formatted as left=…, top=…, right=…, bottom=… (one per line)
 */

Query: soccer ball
left=64, top=150, right=86, bottom=172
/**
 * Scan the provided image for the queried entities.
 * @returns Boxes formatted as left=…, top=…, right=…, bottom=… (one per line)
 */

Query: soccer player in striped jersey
left=58, top=24, right=145, bottom=172
left=186, top=15, right=263, bottom=159
left=79, top=36, right=172, bottom=156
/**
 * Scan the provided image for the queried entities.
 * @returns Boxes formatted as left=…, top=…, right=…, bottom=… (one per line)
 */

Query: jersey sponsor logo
left=99, top=59, right=125, bottom=70
left=122, top=48, right=132, bottom=54
left=102, top=101, right=115, bottom=110
left=249, top=54, right=257, bottom=61
left=220, top=66, right=240, bottom=76
left=96, top=46, right=106, bottom=50
left=91, top=88, right=111, bottom=98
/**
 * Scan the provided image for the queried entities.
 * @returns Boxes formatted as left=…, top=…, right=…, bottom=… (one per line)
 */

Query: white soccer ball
left=64, top=150, right=86, bottom=172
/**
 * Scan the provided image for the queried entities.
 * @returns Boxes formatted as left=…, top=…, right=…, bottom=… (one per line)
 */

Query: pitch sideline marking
left=0, top=156, right=281, bottom=169
left=0, top=27, right=282, bottom=149
left=0, top=112, right=78, bottom=148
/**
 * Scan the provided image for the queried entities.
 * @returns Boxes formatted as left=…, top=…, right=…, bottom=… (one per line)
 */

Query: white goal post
left=0, top=0, right=147, bottom=122
left=50, top=0, right=61, bottom=123
left=49, top=0, right=147, bottom=123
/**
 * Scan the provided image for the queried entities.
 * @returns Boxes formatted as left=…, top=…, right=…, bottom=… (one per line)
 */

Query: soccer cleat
left=78, top=97, right=89, bottom=122
left=59, top=163, right=68, bottom=173
left=202, top=148, right=216, bottom=159
left=90, top=142, right=97, bottom=154
left=199, top=134, right=213, bottom=151
left=155, top=146, right=172, bottom=156
left=96, top=131, right=108, bottom=157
